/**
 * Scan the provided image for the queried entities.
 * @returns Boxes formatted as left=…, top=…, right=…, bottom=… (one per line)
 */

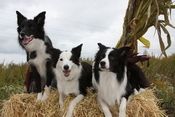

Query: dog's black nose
left=100, top=61, right=106, bottom=67
left=63, top=65, right=69, bottom=70
left=20, top=32, right=25, bottom=37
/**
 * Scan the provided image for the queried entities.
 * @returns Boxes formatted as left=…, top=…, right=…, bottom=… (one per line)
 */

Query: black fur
left=94, top=43, right=150, bottom=99
left=79, top=62, right=92, bottom=95
left=16, top=11, right=60, bottom=93
left=71, top=44, right=92, bottom=95
left=56, top=44, right=92, bottom=96
left=70, top=44, right=83, bottom=66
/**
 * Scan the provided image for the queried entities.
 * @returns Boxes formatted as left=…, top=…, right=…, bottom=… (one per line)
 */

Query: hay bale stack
left=1, top=89, right=166, bottom=117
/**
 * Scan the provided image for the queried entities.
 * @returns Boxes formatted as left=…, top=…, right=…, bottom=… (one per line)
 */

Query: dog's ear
left=97, top=43, right=107, bottom=50
left=71, top=44, right=83, bottom=58
left=34, top=11, right=46, bottom=26
left=118, top=47, right=131, bottom=57
left=16, top=11, right=27, bottom=26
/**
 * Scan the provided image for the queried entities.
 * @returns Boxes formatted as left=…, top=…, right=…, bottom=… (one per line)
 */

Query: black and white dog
left=54, top=44, right=92, bottom=117
left=16, top=11, right=61, bottom=100
left=92, top=43, right=150, bottom=117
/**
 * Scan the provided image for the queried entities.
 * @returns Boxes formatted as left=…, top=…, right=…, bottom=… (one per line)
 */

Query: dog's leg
left=37, top=92, right=43, bottom=100
left=59, top=91, right=64, bottom=107
left=66, top=94, right=84, bottom=117
left=92, top=76, right=98, bottom=90
left=24, top=66, right=32, bottom=93
left=31, top=65, right=43, bottom=100
left=134, top=88, right=139, bottom=95
left=41, top=85, right=51, bottom=101
left=119, top=97, right=127, bottom=117
left=98, top=97, right=112, bottom=117
left=41, top=61, right=53, bottom=101
left=139, top=88, right=145, bottom=93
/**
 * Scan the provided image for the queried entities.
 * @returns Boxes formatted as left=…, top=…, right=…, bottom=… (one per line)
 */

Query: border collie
left=54, top=44, right=92, bottom=117
left=92, top=43, right=150, bottom=117
left=16, top=11, right=61, bottom=100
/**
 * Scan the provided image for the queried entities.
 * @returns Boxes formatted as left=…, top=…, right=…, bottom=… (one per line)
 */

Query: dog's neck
left=25, top=38, right=46, bottom=53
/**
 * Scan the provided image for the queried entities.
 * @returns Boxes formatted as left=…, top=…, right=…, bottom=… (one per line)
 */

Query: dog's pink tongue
left=22, top=37, right=32, bottom=45
left=63, top=71, right=70, bottom=77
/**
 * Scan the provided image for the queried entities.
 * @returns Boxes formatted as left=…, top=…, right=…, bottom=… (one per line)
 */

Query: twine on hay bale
left=1, top=89, right=167, bottom=117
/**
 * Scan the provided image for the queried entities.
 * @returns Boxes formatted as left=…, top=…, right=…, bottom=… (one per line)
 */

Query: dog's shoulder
left=78, top=61, right=92, bottom=95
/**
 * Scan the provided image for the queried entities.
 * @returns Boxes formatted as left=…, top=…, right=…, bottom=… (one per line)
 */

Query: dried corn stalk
left=116, top=0, right=175, bottom=56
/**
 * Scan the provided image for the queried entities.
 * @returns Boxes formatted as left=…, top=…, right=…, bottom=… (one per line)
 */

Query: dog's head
left=16, top=11, right=46, bottom=50
left=94, top=43, right=130, bottom=73
left=56, top=44, right=83, bottom=80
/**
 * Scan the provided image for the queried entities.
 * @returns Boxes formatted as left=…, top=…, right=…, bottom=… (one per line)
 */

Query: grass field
left=0, top=55, right=174, bottom=116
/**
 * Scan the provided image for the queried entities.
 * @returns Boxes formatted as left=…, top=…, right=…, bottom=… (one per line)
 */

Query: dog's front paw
left=65, top=112, right=72, bottom=117
left=59, top=100, right=64, bottom=108
left=41, top=86, right=51, bottom=101
left=36, top=92, right=43, bottom=101
left=41, top=92, right=48, bottom=101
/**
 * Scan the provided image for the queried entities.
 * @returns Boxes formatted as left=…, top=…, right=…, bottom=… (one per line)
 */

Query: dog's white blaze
left=60, top=52, right=74, bottom=70
left=56, top=51, right=82, bottom=81
left=100, top=49, right=113, bottom=69
left=28, top=39, right=50, bottom=78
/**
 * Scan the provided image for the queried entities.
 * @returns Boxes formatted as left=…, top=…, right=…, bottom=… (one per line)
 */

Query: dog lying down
left=92, top=43, right=150, bottom=117
left=54, top=44, right=92, bottom=117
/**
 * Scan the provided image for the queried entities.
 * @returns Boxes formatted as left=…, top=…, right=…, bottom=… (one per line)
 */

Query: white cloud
left=0, top=0, right=174, bottom=64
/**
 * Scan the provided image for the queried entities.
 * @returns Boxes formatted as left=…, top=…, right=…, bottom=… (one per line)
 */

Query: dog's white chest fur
left=57, top=78, right=80, bottom=95
left=55, top=67, right=81, bottom=96
left=97, top=70, right=127, bottom=106
left=28, top=39, right=50, bottom=78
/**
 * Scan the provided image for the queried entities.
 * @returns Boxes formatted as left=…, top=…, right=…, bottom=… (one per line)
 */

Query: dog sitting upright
left=93, top=43, right=150, bottom=117
left=16, top=11, right=60, bottom=100
left=54, top=44, right=92, bottom=117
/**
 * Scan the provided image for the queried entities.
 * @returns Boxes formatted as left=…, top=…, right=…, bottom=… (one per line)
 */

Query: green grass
left=141, top=54, right=175, bottom=116
left=0, top=55, right=174, bottom=116
left=0, top=63, right=26, bottom=100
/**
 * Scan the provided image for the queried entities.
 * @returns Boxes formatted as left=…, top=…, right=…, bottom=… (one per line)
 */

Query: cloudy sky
left=0, top=0, right=175, bottom=64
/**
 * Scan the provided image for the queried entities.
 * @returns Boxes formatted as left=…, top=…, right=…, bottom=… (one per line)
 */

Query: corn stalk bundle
left=116, top=0, right=175, bottom=56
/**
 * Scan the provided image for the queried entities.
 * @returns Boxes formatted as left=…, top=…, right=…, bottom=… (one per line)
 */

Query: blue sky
left=0, top=0, right=174, bottom=64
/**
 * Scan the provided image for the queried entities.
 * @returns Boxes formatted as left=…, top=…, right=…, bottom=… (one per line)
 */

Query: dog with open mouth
left=16, top=11, right=61, bottom=101
left=54, top=44, right=92, bottom=117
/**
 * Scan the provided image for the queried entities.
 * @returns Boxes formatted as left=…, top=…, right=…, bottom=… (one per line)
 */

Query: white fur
left=134, top=88, right=139, bottom=95
left=37, top=92, right=43, bottom=101
left=41, top=86, right=51, bottom=101
left=55, top=51, right=82, bottom=96
left=100, top=49, right=112, bottom=69
left=98, top=97, right=112, bottom=117
left=93, top=67, right=128, bottom=117
left=25, top=38, right=51, bottom=101
left=139, top=88, right=145, bottom=93
left=54, top=51, right=83, bottom=117
left=27, top=39, right=50, bottom=79
left=119, top=97, right=127, bottom=117
left=56, top=51, right=82, bottom=81
left=66, top=95, right=84, bottom=117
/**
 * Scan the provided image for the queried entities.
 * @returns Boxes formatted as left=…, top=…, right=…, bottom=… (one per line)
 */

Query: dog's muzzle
left=63, top=65, right=71, bottom=77
left=20, top=35, right=34, bottom=45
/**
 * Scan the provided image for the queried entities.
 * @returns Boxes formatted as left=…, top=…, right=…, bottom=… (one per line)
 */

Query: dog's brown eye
left=60, top=58, right=63, bottom=61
